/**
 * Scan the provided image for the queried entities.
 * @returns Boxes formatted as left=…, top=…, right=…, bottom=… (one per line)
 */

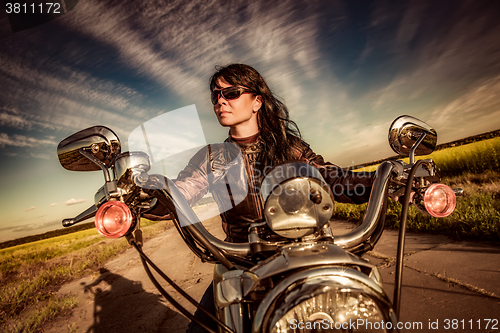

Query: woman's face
left=213, top=79, right=262, bottom=136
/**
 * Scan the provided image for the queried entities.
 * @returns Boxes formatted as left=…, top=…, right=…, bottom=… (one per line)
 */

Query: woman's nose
left=217, top=94, right=228, bottom=105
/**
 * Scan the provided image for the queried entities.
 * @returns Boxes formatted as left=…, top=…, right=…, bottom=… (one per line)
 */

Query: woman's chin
left=217, top=119, right=234, bottom=127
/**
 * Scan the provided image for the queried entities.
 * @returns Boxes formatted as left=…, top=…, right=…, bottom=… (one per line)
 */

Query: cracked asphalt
left=48, top=204, right=500, bottom=333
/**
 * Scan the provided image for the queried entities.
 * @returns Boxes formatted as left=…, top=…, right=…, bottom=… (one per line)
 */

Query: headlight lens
left=272, top=288, right=389, bottom=332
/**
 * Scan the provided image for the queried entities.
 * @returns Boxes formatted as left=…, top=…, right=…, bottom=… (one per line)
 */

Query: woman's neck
left=230, top=132, right=260, bottom=144
left=229, top=126, right=259, bottom=139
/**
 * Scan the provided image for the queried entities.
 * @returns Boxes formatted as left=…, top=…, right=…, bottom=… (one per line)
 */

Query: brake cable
left=393, top=159, right=424, bottom=318
left=130, top=240, right=235, bottom=333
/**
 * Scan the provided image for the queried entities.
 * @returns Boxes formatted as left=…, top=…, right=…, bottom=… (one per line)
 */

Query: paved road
left=49, top=204, right=500, bottom=332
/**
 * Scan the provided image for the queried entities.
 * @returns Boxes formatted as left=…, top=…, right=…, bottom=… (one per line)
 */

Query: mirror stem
left=409, top=133, right=427, bottom=165
left=79, top=148, right=112, bottom=182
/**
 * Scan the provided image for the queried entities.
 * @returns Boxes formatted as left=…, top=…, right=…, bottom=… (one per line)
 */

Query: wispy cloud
left=0, top=108, right=31, bottom=129
left=0, top=133, right=56, bottom=148
left=431, top=75, right=500, bottom=141
left=0, top=54, right=148, bottom=137
left=49, top=203, right=59, bottom=207
left=65, top=0, right=329, bottom=116
left=65, top=198, right=87, bottom=205
left=366, top=1, right=500, bottom=116
left=25, top=206, right=35, bottom=212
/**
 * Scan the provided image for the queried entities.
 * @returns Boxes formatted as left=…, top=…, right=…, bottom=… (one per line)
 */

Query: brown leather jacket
left=170, top=137, right=374, bottom=243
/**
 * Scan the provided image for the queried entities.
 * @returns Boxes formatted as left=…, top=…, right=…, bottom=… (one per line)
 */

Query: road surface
left=48, top=203, right=500, bottom=332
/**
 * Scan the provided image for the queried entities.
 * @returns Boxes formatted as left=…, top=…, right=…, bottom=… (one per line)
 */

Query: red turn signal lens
left=423, top=184, right=456, bottom=218
left=95, top=201, right=133, bottom=238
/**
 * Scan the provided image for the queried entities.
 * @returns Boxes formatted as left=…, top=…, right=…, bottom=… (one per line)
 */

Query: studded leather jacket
left=164, top=136, right=375, bottom=243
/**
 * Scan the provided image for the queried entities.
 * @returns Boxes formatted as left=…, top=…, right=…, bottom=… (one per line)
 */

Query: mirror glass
left=388, top=115, right=437, bottom=156
left=58, top=126, right=121, bottom=171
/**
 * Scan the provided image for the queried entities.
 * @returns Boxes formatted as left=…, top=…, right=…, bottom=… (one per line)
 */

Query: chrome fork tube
left=334, top=161, right=394, bottom=250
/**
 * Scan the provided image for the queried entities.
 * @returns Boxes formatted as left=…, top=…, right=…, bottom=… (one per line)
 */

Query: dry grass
left=0, top=219, right=173, bottom=333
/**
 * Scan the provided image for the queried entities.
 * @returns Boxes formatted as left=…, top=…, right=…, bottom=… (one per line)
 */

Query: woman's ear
left=253, top=95, right=263, bottom=113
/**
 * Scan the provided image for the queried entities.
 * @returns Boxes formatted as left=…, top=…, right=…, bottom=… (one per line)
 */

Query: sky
left=1, top=0, right=500, bottom=242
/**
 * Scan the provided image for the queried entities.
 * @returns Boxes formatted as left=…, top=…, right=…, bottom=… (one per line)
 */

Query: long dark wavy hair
left=209, top=64, right=302, bottom=169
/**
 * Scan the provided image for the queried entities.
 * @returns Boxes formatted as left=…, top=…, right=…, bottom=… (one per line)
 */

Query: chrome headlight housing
left=253, top=267, right=397, bottom=333
left=261, top=162, right=334, bottom=238
left=114, top=151, right=151, bottom=187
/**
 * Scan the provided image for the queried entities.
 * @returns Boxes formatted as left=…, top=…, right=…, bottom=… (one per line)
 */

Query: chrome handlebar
left=61, top=161, right=395, bottom=258
left=172, top=161, right=395, bottom=257
left=334, top=161, right=394, bottom=250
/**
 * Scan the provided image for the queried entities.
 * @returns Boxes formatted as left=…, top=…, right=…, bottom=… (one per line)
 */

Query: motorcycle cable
left=393, top=159, right=425, bottom=318
left=131, top=240, right=236, bottom=333
left=171, top=213, right=215, bottom=262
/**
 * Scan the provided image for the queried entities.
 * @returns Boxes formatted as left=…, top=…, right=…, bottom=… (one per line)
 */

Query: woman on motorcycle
left=170, top=63, right=374, bottom=244
left=155, top=63, right=374, bottom=333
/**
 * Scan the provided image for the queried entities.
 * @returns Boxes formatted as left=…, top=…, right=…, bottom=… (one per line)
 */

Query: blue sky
left=1, top=0, right=500, bottom=242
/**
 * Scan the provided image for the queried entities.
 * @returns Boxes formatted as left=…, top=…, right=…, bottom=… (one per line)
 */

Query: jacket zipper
left=242, top=152, right=263, bottom=221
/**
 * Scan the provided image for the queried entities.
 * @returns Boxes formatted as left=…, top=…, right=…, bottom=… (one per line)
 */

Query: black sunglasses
left=211, top=86, right=256, bottom=105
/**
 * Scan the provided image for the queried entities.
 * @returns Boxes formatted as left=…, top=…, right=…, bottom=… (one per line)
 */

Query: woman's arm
left=295, top=142, right=374, bottom=204
left=143, top=146, right=211, bottom=220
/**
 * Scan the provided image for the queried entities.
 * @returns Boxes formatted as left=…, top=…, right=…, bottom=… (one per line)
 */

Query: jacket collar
left=226, top=133, right=263, bottom=154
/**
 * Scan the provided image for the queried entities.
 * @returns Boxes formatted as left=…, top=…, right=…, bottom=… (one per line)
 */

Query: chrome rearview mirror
left=58, top=126, right=121, bottom=172
left=388, top=115, right=437, bottom=163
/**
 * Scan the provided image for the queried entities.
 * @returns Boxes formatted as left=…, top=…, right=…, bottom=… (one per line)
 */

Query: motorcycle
left=57, top=115, right=459, bottom=332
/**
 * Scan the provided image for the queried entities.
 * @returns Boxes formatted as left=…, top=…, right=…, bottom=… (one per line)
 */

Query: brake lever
left=62, top=204, right=97, bottom=227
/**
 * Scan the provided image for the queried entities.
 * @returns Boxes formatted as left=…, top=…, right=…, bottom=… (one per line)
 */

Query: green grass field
left=355, top=136, right=500, bottom=175
left=336, top=137, right=500, bottom=241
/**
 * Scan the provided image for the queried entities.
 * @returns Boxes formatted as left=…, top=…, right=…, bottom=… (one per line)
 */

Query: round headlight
left=273, top=288, right=388, bottom=332
left=255, top=268, right=397, bottom=333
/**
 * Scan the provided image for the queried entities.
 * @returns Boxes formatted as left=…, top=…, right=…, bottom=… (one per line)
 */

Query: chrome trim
left=264, top=177, right=334, bottom=238
left=114, top=151, right=151, bottom=185
left=216, top=270, right=246, bottom=308
left=222, top=303, right=245, bottom=333
left=216, top=270, right=247, bottom=332
left=214, top=264, right=258, bottom=300
left=58, top=126, right=121, bottom=171
left=252, top=266, right=397, bottom=333
left=388, top=115, right=437, bottom=157
left=247, top=243, right=375, bottom=282
left=334, top=161, right=394, bottom=250
left=214, top=265, right=254, bottom=333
